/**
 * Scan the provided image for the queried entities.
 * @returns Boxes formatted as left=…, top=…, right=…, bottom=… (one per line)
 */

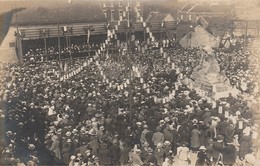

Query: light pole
left=39, top=29, right=49, bottom=61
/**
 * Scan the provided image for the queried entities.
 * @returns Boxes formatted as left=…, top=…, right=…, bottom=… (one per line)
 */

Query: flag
left=137, top=12, right=140, bottom=17
left=160, top=47, right=163, bottom=54
left=161, top=22, right=165, bottom=27
left=149, top=32, right=152, bottom=38
left=147, top=38, right=150, bottom=44
left=107, top=30, right=112, bottom=38
left=143, top=22, right=146, bottom=27
left=131, top=34, right=135, bottom=41
left=64, top=62, right=68, bottom=71
left=146, top=27, right=150, bottom=33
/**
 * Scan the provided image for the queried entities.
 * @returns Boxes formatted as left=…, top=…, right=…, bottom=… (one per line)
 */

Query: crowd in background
left=0, top=37, right=260, bottom=166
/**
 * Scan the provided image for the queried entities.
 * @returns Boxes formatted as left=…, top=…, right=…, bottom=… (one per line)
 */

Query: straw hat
left=199, top=146, right=206, bottom=150
left=164, top=141, right=171, bottom=146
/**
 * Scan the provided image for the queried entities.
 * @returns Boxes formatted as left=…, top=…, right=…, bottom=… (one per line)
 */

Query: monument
left=189, top=47, right=238, bottom=99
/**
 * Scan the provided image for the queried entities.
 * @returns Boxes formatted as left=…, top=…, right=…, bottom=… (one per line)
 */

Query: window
left=119, top=1, right=122, bottom=7
left=110, top=2, right=114, bottom=7
left=103, top=10, right=107, bottom=18
left=111, top=10, right=114, bottom=21
left=119, top=10, right=123, bottom=17
left=102, top=3, right=106, bottom=8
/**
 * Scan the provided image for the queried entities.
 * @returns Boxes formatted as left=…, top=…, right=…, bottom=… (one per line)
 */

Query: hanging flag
left=140, top=17, right=143, bottom=22
left=143, top=22, right=146, bottom=27
left=146, top=27, right=150, bottom=33
left=238, top=120, right=243, bottom=129
left=149, top=32, right=152, bottom=38
left=141, top=47, right=145, bottom=53
left=147, top=88, right=150, bottom=93
left=131, top=34, right=135, bottom=41
left=224, top=111, right=229, bottom=118
left=163, top=52, right=167, bottom=58
left=144, top=44, right=148, bottom=50
left=118, top=20, right=121, bottom=25
left=107, top=30, right=113, bottom=38
left=167, top=56, right=170, bottom=63
left=218, top=106, right=223, bottom=114
left=126, top=79, right=130, bottom=84
left=137, top=12, right=140, bottom=17
left=123, top=11, right=126, bottom=17
left=175, top=83, right=178, bottom=90
left=137, top=72, right=141, bottom=78
left=64, top=62, right=68, bottom=72
left=115, top=25, right=118, bottom=31
left=161, top=22, right=165, bottom=27
left=160, top=47, right=163, bottom=54
left=140, top=77, right=143, bottom=83
left=138, top=45, right=141, bottom=51
left=147, top=38, right=150, bottom=44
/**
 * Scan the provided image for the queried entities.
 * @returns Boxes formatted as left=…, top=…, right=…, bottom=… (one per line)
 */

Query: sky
left=0, top=0, right=260, bottom=19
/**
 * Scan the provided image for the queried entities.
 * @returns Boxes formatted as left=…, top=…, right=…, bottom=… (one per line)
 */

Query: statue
left=191, top=51, right=223, bottom=84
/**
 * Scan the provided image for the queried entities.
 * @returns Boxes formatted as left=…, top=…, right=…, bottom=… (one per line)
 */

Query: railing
left=17, top=21, right=177, bottom=40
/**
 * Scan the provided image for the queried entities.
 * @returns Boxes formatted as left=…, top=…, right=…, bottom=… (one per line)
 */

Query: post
left=44, top=37, right=47, bottom=61
left=144, top=28, right=146, bottom=42
left=57, top=5, right=61, bottom=72
left=244, top=20, right=248, bottom=47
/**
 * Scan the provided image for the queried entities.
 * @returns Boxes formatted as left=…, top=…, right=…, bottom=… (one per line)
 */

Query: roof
left=180, top=4, right=194, bottom=12
left=180, top=2, right=232, bottom=14
left=179, top=25, right=219, bottom=48
left=147, top=13, right=175, bottom=22
left=11, top=1, right=106, bottom=26
left=190, top=3, right=232, bottom=13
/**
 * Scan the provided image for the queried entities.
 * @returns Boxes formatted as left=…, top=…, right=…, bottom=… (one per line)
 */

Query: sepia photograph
left=0, top=0, right=260, bottom=165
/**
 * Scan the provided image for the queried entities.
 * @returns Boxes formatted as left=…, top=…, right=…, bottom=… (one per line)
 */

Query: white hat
left=164, top=141, right=171, bottom=146
left=157, top=143, right=163, bottom=148
left=136, top=122, right=142, bottom=126
left=70, top=155, right=76, bottom=160
left=99, top=126, right=105, bottom=131
left=66, top=131, right=71, bottom=137
left=199, top=146, right=206, bottom=150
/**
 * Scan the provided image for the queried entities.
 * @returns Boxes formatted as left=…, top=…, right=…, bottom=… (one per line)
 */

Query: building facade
left=100, top=0, right=143, bottom=23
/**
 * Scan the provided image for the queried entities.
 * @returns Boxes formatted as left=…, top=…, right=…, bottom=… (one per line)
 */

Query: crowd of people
left=1, top=36, right=260, bottom=166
